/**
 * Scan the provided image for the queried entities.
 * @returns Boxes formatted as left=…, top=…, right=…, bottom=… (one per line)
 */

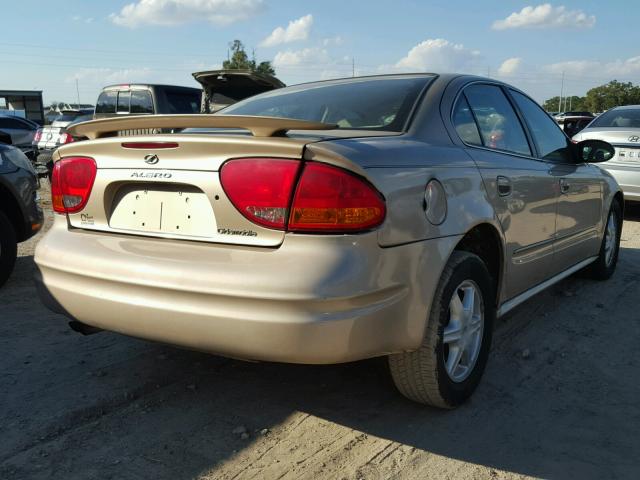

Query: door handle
left=497, top=176, right=511, bottom=196
left=560, top=178, right=570, bottom=194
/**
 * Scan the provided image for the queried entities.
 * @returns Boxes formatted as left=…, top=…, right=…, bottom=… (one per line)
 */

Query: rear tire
left=388, top=251, right=495, bottom=408
left=0, top=210, right=18, bottom=288
left=587, top=200, right=622, bottom=281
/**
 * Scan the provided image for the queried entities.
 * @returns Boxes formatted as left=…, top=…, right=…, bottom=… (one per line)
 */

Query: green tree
left=583, top=80, right=640, bottom=112
left=222, top=40, right=276, bottom=76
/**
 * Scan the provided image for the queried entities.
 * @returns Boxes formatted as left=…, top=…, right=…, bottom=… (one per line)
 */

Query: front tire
left=587, top=200, right=622, bottom=281
left=388, top=251, right=495, bottom=408
left=0, top=210, right=18, bottom=288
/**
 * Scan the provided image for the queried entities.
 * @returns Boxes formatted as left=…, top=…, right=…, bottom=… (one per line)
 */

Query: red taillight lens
left=33, top=130, right=42, bottom=142
left=220, top=158, right=300, bottom=229
left=58, top=133, right=75, bottom=145
left=220, top=158, right=386, bottom=233
left=289, top=163, right=386, bottom=232
left=51, top=156, right=97, bottom=214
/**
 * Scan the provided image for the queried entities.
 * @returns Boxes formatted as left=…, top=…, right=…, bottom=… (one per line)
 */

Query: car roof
left=100, top=84, right=201, bottom=92
left=608, top=104, right=640, bottom=110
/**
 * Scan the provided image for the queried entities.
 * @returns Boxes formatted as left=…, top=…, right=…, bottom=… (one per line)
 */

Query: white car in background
left=573, top=105, right=640, bottom=201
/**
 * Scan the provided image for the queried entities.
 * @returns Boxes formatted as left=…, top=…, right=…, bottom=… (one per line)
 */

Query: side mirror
left=575, top=139, right=614, bottom=163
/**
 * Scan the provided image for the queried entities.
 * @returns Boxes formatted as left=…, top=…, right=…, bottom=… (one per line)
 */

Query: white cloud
left=72, top=15, right=94, bottom=23
left=260, top=14, right=313, bottom=47
left=322, top=36, right=343, bottom=47
left=492, top=4, right=595, bottom=30
left=66, top=67, right=155, bottom=85
left=110, top=0, right=264, bottom=28
left=544, top=56, right=640, bottom=77
left=273, top=47, right=329, bottom=67
left=497, top=57, right=522, bottom=76
left=392, top=38, right=481, bottom=72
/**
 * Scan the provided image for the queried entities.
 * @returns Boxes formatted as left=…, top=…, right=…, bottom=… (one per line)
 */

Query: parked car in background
left=554, top=111, right=594, bottom=121
left=0, top=143, right=43, bottom=287
left=0, top=114, right=39, bottom=159
left=33, top=111, right=94, bottom=180
left=93, top=84, right=201, bottom=119
left=36, top=74, right=621, bottom=409
left=562, top=115, right=594, bottom=137
left=573, top=105, right=640, bottom=201
left=33, top=109, right=94, bottom=153
left=193, top=69, right=285, bottom=112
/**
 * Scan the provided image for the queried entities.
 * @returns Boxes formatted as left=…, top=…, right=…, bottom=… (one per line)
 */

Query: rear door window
left=117, top=91, right=131, bottom=114
left=464, top=84, right=531, bottom=156
left=452, top=96, right=482, bottom=146
left=510, top=90, right=572, bottom=163
left=130, top=91, right=154, bottom=114
left=95, top=91, right=117, bottom=114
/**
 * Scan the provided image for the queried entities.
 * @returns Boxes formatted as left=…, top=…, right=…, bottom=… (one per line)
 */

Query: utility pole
left=352, top=57, right=355, bottom=77
left=75, top=78, right=80, bottom=106
left=487, top=66, right=491, bottom=78
left=558, top=71, right=565, bottom=112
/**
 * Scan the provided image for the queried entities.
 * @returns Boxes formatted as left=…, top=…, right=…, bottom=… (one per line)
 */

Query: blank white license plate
left=109, top=185, right=217, bottom=237
left=618, top=148, right=640, bottom=163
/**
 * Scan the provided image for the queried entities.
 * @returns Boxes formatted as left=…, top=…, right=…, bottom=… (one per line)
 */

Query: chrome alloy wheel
left=604, top=210, right=617, bottom=267
left=443, top=280, right=484, bottom=383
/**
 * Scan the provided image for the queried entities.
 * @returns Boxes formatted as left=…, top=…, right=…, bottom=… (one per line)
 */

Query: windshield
left=221, top=76, right=433, bottom=131
left=590, top=108, right=640, bottom=128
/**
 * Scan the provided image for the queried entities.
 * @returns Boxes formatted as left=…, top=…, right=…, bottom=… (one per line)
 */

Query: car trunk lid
left=56, top=115, right=337, bottom=247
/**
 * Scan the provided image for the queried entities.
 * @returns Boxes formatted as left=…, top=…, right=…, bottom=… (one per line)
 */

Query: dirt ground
left=1, top=184, right=640, bottom=480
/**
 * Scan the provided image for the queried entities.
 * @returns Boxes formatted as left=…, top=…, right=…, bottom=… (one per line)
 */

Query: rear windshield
left=589, top=108, right=640, bottom=128
left=221, top=77, right=433, bottom=131
left=161, top=88, right=201, bottom=114
left=96, top=91, right=117, bottom=114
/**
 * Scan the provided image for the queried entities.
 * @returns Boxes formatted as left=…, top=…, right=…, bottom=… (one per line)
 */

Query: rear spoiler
left=68, top=115, right=337, bottom=140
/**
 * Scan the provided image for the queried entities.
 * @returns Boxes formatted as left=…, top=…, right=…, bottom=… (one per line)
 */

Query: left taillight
left=51, top=156, right=97, bottom=214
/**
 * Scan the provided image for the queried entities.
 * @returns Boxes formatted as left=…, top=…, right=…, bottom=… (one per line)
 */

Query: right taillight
left=289, top=162, right=386, bottom=233
left=51, top=156, right=97, bottom=214
left=33, top=129, right=42, bottom=143
left=220, top=158, right=385, bottom=233
left=57, top=133, right=75, bottom=145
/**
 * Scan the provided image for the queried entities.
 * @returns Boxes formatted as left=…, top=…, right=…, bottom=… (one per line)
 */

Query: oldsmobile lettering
left=131, top=172, right=172, bottom=179
left=217, top=228, right=258, bottom=237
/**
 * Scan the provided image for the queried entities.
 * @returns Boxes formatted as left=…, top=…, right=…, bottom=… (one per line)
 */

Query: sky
left=0, top=0, right=637, bottom=106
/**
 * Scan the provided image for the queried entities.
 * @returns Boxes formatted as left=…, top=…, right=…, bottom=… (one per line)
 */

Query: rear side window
left=163, top=89, right=201, bottom=114
left=510, top=90, right=572, bottom=162
left=464, top=84, right=531, bottom=156
left=117, top=91, right=131, bottom=114
left=95, top=91, right=117, bottom=114
left=452, top=96, right=482, bottom=145
left=130, top=91, right=154, bottom=114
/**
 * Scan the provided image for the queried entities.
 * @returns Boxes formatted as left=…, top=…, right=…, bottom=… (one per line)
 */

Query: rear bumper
left=602, top=163, right=640, bottom=200
left=35, top=217, right=457, bottom=364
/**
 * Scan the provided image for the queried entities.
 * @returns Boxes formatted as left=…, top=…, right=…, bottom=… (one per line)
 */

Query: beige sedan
left=35, top=74, right=621, bottom=408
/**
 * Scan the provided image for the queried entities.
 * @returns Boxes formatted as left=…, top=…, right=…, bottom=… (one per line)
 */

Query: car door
left=453, top=84, right=558, bottom=300
left=509, top=90, right=603, bottom=273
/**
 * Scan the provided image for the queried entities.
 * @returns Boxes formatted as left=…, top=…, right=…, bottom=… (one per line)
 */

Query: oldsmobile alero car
left=34, top=74, right=622, bottom=408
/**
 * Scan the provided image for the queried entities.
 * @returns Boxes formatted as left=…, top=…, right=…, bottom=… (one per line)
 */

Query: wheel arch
left=452, top=222, right=504, bottom=306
